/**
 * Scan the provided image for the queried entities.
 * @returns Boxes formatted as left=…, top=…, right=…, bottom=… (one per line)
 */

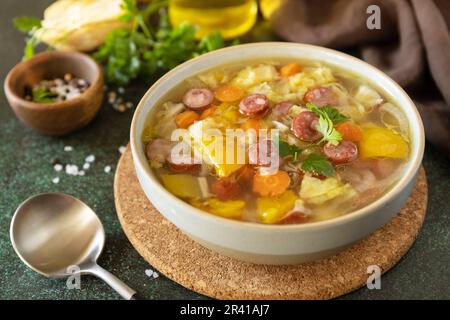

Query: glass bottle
left=169, top=0, right=258, bottom=39
left=260, top=0, right=283, bottom=20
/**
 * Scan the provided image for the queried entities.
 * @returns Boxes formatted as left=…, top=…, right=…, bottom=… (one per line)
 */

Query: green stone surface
left=0, top=0, right=448, bottom=300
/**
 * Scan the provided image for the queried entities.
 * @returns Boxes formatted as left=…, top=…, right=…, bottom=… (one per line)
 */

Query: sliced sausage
left=236, top=165, right=255, bottom=185
left=146, top=139, right=172, bottom=164
left=304, top=86, right=337, bottom=106
left=352, top=159, right=395, bottom=179
left=183, top=88, right=213, bottom=110
left=248, top=139, right=278, bottom=167
left=272, top=101, right=293, bottom=119
left=279, top=211, right=310, bottom=224
left=211, top=177, right=242, bottom=201
left=323, top=140, right=358, bottom=164
left=291, top=111, right=322, bottom=142
left=166, top=154, right=201, bottom=173
left=239, top=94, right=269, bottom=118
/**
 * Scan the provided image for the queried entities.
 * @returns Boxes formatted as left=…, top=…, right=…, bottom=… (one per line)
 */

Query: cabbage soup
left=142, top=60, right=410, bottom=225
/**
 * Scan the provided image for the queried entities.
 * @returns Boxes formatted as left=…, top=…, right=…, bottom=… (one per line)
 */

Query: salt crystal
left=118, top=146, right=126, bottom=154
left=64, top=146, right=73, bottom=152
left=53, top=164, right=63, bottom=172
left=65, top=164, right=79, bottom=175
left=83, top=163, right=90, bottom=170
left=85, top=155, right=95, bottom=163
left=104, top=165, right=112, bottom=174
left=52, top=177, right=60, bottom=184
left=144, top=269, right=159, bottom=279
left=145, top=269, right=154, bottom=277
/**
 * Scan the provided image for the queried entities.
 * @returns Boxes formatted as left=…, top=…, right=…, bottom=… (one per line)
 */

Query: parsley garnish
left=13, top=16, right=41, bottom=32
left=279, top=140, right=302, bottom=161
left=93, top=0, right=225, bottom=85
left=318, top=106, right=350, bottom=123
left=32, top=86, right=58, bottom=103
left=13, top=16, right=42, bottom=59
left=307, top=103, right=346, bottom=146
left=301, top=154, right=333, bottom=177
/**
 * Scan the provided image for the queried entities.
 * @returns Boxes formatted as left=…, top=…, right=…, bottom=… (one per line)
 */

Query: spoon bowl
left=10, top=193, right=137, bottom=299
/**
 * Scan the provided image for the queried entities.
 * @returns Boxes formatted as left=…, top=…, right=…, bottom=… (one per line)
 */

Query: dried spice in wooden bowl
left=24, top=73, right=90, bottom=103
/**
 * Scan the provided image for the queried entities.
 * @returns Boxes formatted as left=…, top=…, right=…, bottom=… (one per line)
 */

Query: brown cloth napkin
left=269, top=0, right=450, bottom=155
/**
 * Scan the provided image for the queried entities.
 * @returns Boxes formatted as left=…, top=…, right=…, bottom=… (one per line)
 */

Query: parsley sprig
left=301, top=154, right=333, bottom=177
left=278, top=140, right=302, bottom=161
left=307, top=102, right=349, bottom=146
left=13, top=16, right=42, bottom=59
left=94, top=0, right=225, bottom=85
left=31, top=86, right=58, bottom=103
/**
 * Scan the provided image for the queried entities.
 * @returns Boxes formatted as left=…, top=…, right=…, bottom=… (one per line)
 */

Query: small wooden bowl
left=4, top=51, right=104, bottom=135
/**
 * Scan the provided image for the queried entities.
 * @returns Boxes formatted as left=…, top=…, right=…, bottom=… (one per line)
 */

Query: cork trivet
left=114, top=146, right=428, bottom=300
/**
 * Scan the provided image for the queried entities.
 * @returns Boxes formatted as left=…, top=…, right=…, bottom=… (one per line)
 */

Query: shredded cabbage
left=354, top=84, right=383, bottom=110
left=272, top=120, right=290, bottom=132
left=288, top=105, right=308, bottom=118
left=152, top=102, right=185, bottom=139
left=248, top=80, right=297, bottom=103
left=291, top=199, right=312, bottom=215
left=379, top=103, right=409, bottom=141
left=198, top=72, right=220, bottom=89
left=299, top=175, right=357, bottom=205
left=231, top=64, right=278, bottom=88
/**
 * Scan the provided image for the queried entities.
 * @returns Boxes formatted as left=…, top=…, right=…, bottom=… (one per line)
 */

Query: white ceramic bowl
left=130, top=43, right=424, bottom=265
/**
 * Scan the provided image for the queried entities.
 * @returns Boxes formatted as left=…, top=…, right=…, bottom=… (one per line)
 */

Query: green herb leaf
left=301, top=154, right=333, bottom=177
left=121, top=0, right=139, bottom=19
left=13, top=16, right=42, bottom=59
left=307, top=103, right=349, bottom=123
left=153, top=22, right=198, bottom=69
left=24, top=37, right=37, bottom=60
left=196, top=32, right=224, bottom=55
left=307, top=103, right=343, bottom=146
left=319, top=106, right=350, bottom=123
left=94, top=1, right=224, bottom=85
left=13, top=16, right=41, bottom=33
left=32, top=86, right=58, bottom=103
left=279, top=140, right=302, bottom=161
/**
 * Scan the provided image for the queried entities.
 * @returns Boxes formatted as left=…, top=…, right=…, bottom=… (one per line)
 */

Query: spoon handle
left=87, top=264, right=137, bottom=300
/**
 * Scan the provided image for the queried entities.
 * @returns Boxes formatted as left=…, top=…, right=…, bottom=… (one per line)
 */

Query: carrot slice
left=200, top=106, right=217, bottom=119
left=241, top=118, right=261, bottom=133
left=280, top=63, right=302, bottom=77
left=253, top=171, right=291, bottom=197
left=337, top=122, right=363, bottom=142
left=175, top=111, right=200, bottom=128
left=214, top=85, right=244, bottom=102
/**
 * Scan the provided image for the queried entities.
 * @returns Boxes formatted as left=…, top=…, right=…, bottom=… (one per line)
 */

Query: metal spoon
left=10, top=192, right=138, bottom=300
